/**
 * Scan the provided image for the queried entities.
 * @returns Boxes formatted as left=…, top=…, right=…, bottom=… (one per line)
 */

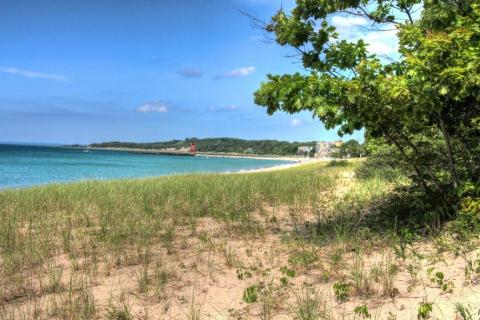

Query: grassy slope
left=0, top=164, right=334, bottom=272
left=1, top=161, right=479, bottom=319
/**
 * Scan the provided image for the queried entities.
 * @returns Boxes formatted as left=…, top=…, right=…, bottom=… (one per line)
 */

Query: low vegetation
left=1, top=160, right=479, bottom=319
left=88, top=138, right=320, bottom=156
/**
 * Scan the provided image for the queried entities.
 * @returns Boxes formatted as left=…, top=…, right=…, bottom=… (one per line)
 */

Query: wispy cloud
left=215, top=66, right=255, bottom=79
left=137, top=101, right=169, bottom=113
left=209, top=104, right=240, bottom=112
left=0, top=66, right=68, bottom=81
left=330, top=15, right=398, bottom=56
left=177, top=68, right=203, bottom=78
left=0, top=98, right=119, bottom=119
left=288, top=118, right=304, bottom=127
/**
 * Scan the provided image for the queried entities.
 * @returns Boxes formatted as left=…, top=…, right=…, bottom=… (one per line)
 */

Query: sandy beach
left=233, top=157, right=332, bottom=173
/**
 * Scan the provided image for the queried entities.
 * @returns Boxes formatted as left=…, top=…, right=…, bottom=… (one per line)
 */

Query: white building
left=297, top=146, right=313, bottom=156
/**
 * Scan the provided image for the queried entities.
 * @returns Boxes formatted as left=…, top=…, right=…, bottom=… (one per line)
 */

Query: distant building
left=314, top=141, right=343, bottom=158
left=297, top=146, right=313, bottom=156
left=190, top=143, right=196, bottom=154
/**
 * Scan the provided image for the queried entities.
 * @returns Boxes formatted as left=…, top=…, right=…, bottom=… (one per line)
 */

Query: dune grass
left=0, top=162, right=344, bottom=302
left=2, top=160, right=478, bottom=319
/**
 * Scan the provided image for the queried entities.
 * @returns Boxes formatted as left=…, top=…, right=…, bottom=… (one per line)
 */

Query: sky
left=0, top=0, right=398, bottom=145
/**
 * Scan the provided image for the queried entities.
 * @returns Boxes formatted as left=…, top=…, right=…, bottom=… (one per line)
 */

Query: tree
left=332, top=139, right=365, bottom=158
left=254, top=0, right=480, bottom=213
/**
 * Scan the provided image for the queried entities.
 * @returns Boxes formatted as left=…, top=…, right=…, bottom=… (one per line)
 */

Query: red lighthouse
left=190, top=143, right=196, bottom=154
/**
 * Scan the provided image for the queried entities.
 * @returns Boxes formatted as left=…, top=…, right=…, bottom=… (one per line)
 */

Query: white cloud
left=210, top=104, right=239, bottom=112
left=0, top=66, right=68, bottom=81
left=331, top=16, right=368, bottom=28
left=216, top=66, right=255, bottom=79
left=363, top=30, right=398, bottom=55
left=137, top=101, right=169, bottom=113
left=289, top=118, right=304, bottom=127
left=330, top=15, right=398, bottom=56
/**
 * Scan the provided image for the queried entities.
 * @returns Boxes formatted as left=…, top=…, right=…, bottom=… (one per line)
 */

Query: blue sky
left=0, top=0, right=387, bottom=144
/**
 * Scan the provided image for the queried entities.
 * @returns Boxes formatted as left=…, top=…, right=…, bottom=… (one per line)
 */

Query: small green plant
left=236, top=268, right=252, bottom=280
left=198, top=232, right=211, bottom=244
left=406, top=262, right=420, bottom=293
left=350, top=251, right=373, bottom=298
left=371, top=257, right=399, bottom=298
left=454, top=303, right=475, bottom=320
left=354, top=304, right=371, bottom=319
left=288, top=248, right=318, bottom=268
left=333, top=281, right=349, bottom=303
left=289, top=285, right=327, bottom=320
left=463, top=253, right=480, bottom=285
left=45, top=263, right=64, bottom=294
left=280, top=265, right=296, bottom=285
left=242, top=285, right=258, bottom=303
left=223, top=244, right=237, bottom=268
left=386, top=312, right=397, bottom=320
left=427, top=268, right=454, bottom=292
left=280, top=266, right=296, bottom=278
left=417, top=301, right=433, bottom=320
left=152, top=259, right=170, bottom=301
left=392, top=227, right=415, bottom=261
left=258, top=282, right=276, bottom=320
left=161, top=226, right=175, bottom=254
left=186, top=286, right=205, bottom=320
left=280, top=276, right=289, bottom=286
left=106, top=301, right=133, bottom=320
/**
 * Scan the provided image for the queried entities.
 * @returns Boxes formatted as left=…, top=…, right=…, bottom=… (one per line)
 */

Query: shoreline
left=230, top=157, right=332, bottom=174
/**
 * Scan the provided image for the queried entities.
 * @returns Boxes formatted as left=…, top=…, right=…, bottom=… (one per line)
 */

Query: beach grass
left=0, top=163, right=339, bottom=296
left=1, top=160, right=479, bottom=319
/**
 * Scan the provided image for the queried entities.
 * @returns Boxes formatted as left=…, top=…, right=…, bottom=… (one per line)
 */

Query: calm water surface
left=0, top=144, right=292, bottom=189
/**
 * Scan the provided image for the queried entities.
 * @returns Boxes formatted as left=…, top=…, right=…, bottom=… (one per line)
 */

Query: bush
left=354, top=156, right=405, bottom=182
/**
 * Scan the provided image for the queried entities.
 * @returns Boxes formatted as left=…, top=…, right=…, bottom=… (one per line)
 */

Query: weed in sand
left=354, top=304, right=371, bottom=319
left=370, top=255, right=399, bottom=298
left=333, top=281, right=350, bottom=303
left=454, top=303, right=476, bottom=320
left=222, top=243, right=237, bottom=268
left=185, top=285, right=205, bottom=320
left=350, top=251, right=374, bottom=298
left=258, top=281, right=276, bottom=320
left=243, top=285, right=258, bottom=303
left=289, top=285, right=330, bottom=320
left=152, top=258, right=171, bottom=301
left=106, top=301, right=133, bottom=320
left=288, top=246, right=318, bottom=268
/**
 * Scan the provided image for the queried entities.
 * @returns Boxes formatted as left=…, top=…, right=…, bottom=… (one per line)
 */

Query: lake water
left=0, top=144, right=292, bottom=189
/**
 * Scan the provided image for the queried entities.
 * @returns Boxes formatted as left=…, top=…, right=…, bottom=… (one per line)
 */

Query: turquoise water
left=0, top=144, right=292, bottom=189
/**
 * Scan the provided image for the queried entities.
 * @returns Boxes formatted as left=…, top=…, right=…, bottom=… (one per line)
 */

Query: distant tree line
left=89, top=138, right=321, bottom=156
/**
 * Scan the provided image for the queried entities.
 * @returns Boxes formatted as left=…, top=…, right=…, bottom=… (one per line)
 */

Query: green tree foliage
left=254, top=0, right=480, bottom=216
left=90, top=138, right=317, bottom=156
left=331, top=139, right=365, bottom=158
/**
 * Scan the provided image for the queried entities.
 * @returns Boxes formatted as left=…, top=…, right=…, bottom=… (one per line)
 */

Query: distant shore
left=82, top=146, right=317, bottom=163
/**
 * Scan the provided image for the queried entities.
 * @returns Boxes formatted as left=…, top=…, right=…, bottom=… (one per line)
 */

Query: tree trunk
left=438, top=116, right=459, bottom=188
